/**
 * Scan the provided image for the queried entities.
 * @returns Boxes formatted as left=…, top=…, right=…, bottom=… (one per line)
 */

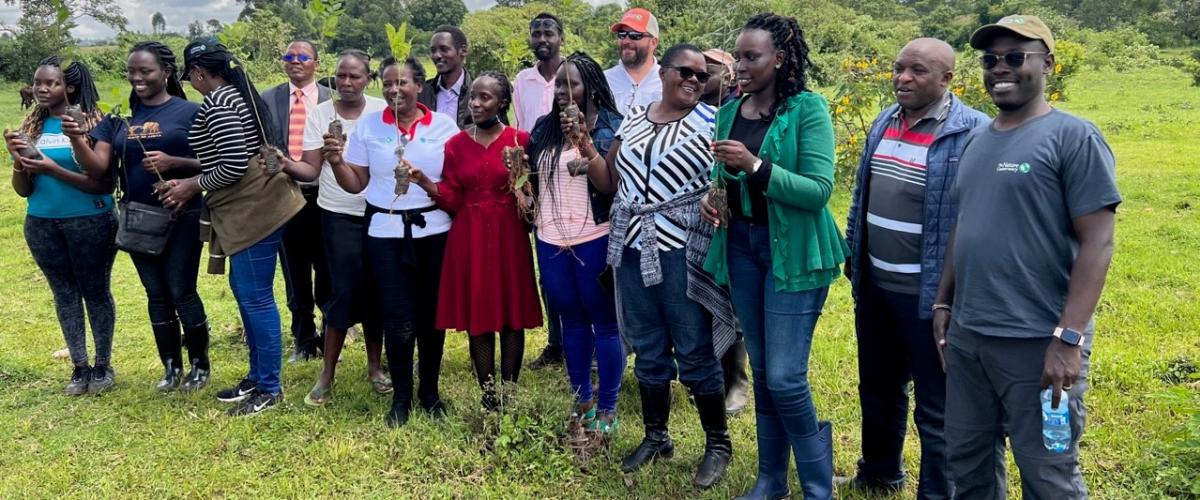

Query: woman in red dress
left=411, top=72, right=543, bottom=410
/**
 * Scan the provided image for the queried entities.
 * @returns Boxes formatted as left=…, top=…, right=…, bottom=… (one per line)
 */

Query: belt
left=365, top=203, right=439, bottom=266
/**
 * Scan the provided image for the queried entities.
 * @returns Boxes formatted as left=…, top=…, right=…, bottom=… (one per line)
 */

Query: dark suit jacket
left=417, top=70, right=472, bottom=129
left=260, top=82, right=333, bottom=153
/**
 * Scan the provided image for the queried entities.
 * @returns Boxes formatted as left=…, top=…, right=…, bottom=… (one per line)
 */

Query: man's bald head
left=892, top=37, right=956, bottom=117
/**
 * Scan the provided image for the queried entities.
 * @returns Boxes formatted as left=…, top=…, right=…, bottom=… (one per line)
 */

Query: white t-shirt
left=343, top=104, right=459, bottom=239
left=303, top=95, right=388, bottom=216
left=605, top=61, right=663, bottom=117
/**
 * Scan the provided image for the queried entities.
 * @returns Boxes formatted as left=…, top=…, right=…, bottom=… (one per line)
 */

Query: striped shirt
left=191, top=85, right=265, bottom=192
left=865, top=92, right=951, bottom=294
left=613, top=103, right=715, bottom=251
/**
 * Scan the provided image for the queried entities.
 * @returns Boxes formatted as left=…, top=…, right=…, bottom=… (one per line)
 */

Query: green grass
left=0, top=64, right=1197, bottom=498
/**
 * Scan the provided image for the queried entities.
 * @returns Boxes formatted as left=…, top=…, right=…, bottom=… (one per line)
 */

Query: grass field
left=0, top=64, right=1197, bottom=498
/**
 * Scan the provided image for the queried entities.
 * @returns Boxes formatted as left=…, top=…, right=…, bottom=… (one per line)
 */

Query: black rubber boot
left=151, top=320, right=183, bottom=392
left=723, top=337, right=750, bottom=414
left=621, top=383, right=675, bottom=472
left=693, top=391, right=733, bottom=489
left=181, top=322, right=211, bottom=392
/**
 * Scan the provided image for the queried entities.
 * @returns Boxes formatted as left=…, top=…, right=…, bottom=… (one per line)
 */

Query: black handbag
left=112, top=117, right=177, bottom=256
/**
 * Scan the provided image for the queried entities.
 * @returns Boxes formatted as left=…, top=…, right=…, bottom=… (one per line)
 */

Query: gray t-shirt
left=952, top=109, right=1120, bottom=339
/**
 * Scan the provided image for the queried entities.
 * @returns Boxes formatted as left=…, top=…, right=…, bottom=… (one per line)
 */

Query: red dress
left=433, top=126, right=543, bottom=335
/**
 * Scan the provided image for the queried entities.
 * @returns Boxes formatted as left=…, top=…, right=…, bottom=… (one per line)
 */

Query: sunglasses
left=667, top=66, right=713, bottom=84
left=615, top=31, right=648, bottom=41
left=282, top=53, right=314, bottom=63
left=979, top=51, right=1048, bottom=70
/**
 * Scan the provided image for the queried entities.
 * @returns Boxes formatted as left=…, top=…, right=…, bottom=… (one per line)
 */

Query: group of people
left=5, top=7, right=1117, bottom=499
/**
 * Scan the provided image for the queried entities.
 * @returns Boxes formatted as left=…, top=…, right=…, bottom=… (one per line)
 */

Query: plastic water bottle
left=1041, top=387, right=1071, bottom=453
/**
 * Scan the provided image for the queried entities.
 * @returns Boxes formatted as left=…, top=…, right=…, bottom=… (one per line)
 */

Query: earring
left=775, top=63, right=782, bottom=69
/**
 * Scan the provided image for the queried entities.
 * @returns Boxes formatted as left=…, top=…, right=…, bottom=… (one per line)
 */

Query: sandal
left=370, top=374, right=393, bottom=394
left=589, top=412, right=620, bottom=434
left=304, top=385, right=332, bottom=407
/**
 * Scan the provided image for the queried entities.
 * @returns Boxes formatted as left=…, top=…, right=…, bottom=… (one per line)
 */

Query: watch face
left=1061, top=328, right=1084, bottom=345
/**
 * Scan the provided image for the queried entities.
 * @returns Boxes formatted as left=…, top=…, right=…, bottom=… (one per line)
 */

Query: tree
left=151, top=11, right=166, bottom=35
left=187, top=20, right=205, bottom=39
left=0, top=0, right=127, bottom=82
left=407, top=0, right=468, bottom=32
left=206, top=18, right=224, bottom=35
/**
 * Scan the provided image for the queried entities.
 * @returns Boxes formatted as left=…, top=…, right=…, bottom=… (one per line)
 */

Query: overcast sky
left=0, top=0, right=619, bottom=40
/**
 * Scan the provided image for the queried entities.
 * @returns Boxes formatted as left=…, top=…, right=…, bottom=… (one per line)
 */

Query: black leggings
left=468, top=329, right=525, bottom=396
left=25, top=212, right=117, bottom=367
left=366, top=231, right=447, bottom=409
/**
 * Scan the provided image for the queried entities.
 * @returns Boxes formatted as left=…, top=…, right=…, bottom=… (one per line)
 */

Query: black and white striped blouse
left=190, top=85, right=264, bottom=192
left=613, top=103, right=716, bottom=251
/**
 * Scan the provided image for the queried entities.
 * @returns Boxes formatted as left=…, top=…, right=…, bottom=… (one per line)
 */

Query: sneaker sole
left=229, top=403, right=277, bottom=417
left=87, top=382, right=114, bottom=395
left=217, top=393, right=254, bottom=403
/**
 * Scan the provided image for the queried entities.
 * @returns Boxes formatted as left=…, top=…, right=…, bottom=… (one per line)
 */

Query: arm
left=587, top=137, right=621, bottom=195
left=427, top=146, right=464, bottom=213
left=17, top=155, right=112, bottom=194
left=283, top=148, right=324, bottom=183
left=931, top=223, right=957, bottom=369
left=64, top=116, right=113, bottom=179
left=195, top=105, right=252, bottom=192
left=5, top=131, right=33, bottom=196
left=762, top=97, right=836, bottom=212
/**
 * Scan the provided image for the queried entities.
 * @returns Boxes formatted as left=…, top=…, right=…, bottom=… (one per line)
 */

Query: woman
left=4, top=57, right=116, bottom=396
left=701, top=14, right=848, bottom=500
left=585, top=44, right=737, bottom=489
left=323, top=55, right=458, bottom=427
left=65, top=42, right=211, bottom=393
left=160, top=39, right=304, bottom=416
left=526, top=52, right=624, bottom=433
left=410, top=72, right=543, bottom=412
left=280, top=49, right=391, bottom=408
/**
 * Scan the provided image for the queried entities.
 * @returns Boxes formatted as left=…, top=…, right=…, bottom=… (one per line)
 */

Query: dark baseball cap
left=970, top=15, right=1055, bottom=53
left=181, top=38, right=228, bottom=80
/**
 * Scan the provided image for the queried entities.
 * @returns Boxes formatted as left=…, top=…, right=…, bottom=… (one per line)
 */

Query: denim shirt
left=527, top=107, right=623, bottom=225
left=846, top=95, right=989, bottom=319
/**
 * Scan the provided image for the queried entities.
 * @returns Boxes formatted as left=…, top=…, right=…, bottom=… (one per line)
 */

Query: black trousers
left=279, top=187, right=331, bottom=345
left=854, top=278, right=949, bottom=500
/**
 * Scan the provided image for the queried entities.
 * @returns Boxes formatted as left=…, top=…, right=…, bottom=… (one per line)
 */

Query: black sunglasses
left=979, top=51, right=1048, bottom=70
left=615, top=31, right=648, bottom=41
left=667, top=66, right=713, bottom=84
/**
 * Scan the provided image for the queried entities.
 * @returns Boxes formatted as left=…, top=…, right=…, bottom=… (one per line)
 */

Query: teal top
left=703, top=92, right=849, bottom=292
left=25, top=117, right=113, bottom=218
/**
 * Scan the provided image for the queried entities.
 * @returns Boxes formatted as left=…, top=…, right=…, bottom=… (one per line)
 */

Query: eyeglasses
left=667, top=66, right=713, bottom=84
left=615, top=31, right=648, bottom=41
left=979, top=51, right=1048, bottom=70
left=282, top=53, right=314, bottom=63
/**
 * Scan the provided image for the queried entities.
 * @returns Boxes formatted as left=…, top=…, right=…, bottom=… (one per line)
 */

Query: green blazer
left=703, top=91, right=849, bottom=292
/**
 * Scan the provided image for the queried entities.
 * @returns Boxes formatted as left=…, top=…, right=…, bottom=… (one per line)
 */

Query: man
left=418, top=25, right=472, bottom=129
left=512, top=12, right=567, bottom=370
left=701, top=49, right=737, bottom=108
left=844, top=38, right=988, bottom=499
left=261, top=39, right=333, bottom=362
left=934, top=16, right=1120, bottom=499
left=604, top=7, right=662, bottom=116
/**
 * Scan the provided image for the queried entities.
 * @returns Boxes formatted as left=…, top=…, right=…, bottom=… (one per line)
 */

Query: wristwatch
left=749, top=157, right=763, bottom=174
left=1053, top=327, right=1084, bottom=347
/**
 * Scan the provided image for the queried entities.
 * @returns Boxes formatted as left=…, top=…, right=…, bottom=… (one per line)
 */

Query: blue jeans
left=726, top=220, right=828, bottom=437
left=129, top=208, right=207, bottom=329
left=536, top=236, right=624, bottom=412
left=616, top=246, right=722, bottom=395
left=228, top=229, right=284, bottom=394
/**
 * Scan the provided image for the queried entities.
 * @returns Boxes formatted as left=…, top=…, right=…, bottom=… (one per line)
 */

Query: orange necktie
left=288, top=89, right=306, bottom=160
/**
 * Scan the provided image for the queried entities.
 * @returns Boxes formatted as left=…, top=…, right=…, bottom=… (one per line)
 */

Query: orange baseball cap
left=611, top=8, right=660, bottom=38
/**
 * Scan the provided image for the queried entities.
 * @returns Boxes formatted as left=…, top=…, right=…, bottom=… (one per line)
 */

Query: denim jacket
left=527, top=107, right=622, bottom=225
left=845, top=95, right=988, bottom=319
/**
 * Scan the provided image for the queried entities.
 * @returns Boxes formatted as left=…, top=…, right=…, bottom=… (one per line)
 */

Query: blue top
left=26, top=117, right=114, bottom=218
left=91, top=96, right=202, bottom=209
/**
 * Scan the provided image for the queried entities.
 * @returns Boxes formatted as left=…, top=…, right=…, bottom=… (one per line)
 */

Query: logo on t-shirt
left=997, top=161, right=1032, bottom=174
left=128, top=122, right=163, bottom=140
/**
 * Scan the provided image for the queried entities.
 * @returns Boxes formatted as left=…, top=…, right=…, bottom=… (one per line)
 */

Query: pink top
left=513, top=66, right=556, bottom=131
left=534, top=147, right=609, bottom=247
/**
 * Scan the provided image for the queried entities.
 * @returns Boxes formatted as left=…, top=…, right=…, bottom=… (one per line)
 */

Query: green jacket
left=703, top=91, right=849, bottom=292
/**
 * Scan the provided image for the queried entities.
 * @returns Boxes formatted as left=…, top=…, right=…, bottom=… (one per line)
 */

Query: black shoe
left=386, top=400, right=411, bottom=428
left=87, top=364, right=115, bottom=394
left=216, top=378, right=258, bottom=403
left=621, top=383, right=675, bottom=473
left=228, top=390, right=280, bottom=416
left=157, top=362, right=183, bottom=392
left=422, top=398, right=448, bottom=419
left=181, top=366, right=211, bottom=392
left=527, top=345, right=564, bottom=370
left=692, top=391, right=733, bottom=489
left=66, top=365, right=91, bottom=396
left=288, top=341, right=322, bottom=363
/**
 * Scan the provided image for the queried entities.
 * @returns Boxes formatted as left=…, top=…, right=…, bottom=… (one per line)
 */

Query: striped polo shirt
left=865, top=92, right=951, bottom=294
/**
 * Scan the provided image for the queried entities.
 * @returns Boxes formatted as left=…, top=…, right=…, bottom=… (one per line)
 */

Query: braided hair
left=128, top=41, right=187, bottom=112
left=743, top=13, right=812, bottom=117
left=186, top=43, right=276, bottom=146
left=526, top=52, right=616, bottom=214
left=475, top=71, right=512, bottom=125
left=19, top=56, right=102, bottom=143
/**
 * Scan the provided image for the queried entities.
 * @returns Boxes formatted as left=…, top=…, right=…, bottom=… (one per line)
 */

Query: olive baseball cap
left=969, top=15, right=1055, bottom=53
